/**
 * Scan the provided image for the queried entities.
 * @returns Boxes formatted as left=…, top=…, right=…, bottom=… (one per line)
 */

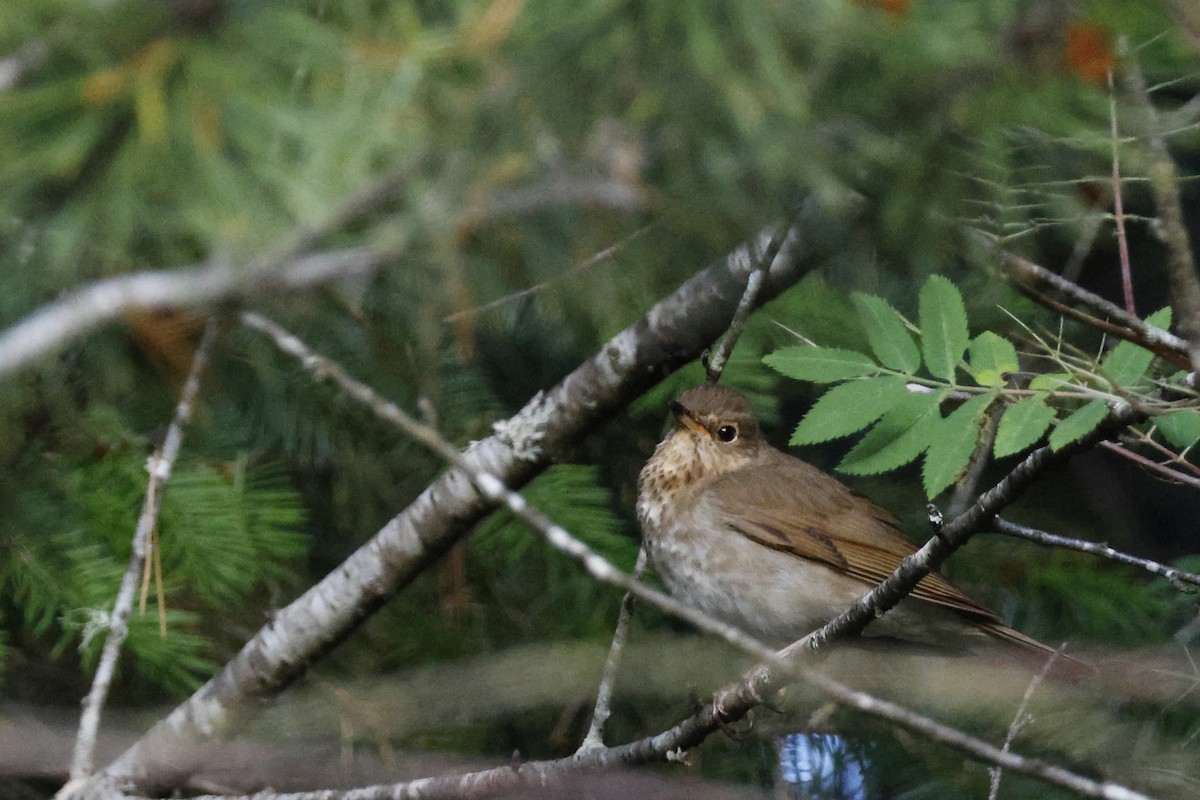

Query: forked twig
left=705, top=221, right=792, bottom=383
left=987, top=647, right=1062, bottom=800
left=577, top=547, right=648, bottom=754
left=235, top=313, right=1155, bottom=800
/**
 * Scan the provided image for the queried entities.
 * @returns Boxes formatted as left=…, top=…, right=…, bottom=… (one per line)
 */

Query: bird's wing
left=712, top=458, right=1001, bottom=622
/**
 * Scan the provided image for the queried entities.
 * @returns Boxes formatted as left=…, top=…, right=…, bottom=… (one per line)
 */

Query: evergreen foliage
left=0, top=0, right=1197, bottom=796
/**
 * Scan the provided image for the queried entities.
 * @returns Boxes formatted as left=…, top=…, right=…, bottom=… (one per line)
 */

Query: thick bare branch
left=0, top=248, right=383, bottom=379
left=238, top=314, right=1163, bottom=800
left=98, top=224, right=820, bottom=789
left=238, top=311, right=778, bottom=661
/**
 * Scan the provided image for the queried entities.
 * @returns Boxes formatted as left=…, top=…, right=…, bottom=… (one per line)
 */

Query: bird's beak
left=669, top=400, right=708, bottom=436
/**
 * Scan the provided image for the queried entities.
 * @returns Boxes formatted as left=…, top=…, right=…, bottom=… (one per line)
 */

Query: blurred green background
left=0, top=1, right=1198, bottom=797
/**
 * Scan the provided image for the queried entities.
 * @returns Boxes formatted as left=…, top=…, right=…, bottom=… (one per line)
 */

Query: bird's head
left=660, top=385, right=764, bottom=479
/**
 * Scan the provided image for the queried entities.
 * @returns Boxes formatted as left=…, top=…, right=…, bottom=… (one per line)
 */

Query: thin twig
left=1098, top=439, right=1200, bottom=491
left=577, top=547, right=648, bottom=754
left=802, top=404, right=1140, bottom=653
left=1107, top=67, right=1136, bottom=315
left=988, top=647, right=1060, bottom=800
left=252, top=168, right=410, bottom=273
left=97, top=224, right=814, bottom=792
left=444, top=225, right=653, bottom=323
left=231, top=314, right=1155, bottom=800
left=1120, top=39, right=1200, bottom=374
left=1129, top=426, right=1200, bottom=479
left=993, top=516, right=1200, bottom=591
left=63, top=318, right=218, bottom=785
left=239, top=311, right=779, bottom=663
left=705, top=222, right=791, bottom=383
left=996, top=247, right=1191, bottom=368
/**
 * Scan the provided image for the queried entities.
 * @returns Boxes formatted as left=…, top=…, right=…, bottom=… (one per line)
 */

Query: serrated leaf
left=919, top=275, right=970, bottom=381
left=839, top=389, right=946, bottom=475
left=923, top=393, right=995, bottom=499
left=1102, top=307, right=1172, bottom=388
left=791, top=375, right=910, bottom=445
left=967, top=331, right=1018, bottom=388
left=1028, top=372, right=1076, bottom=392
left=1049, top=399, right=1109, bottom=451
left=994, top=395, right=1055, bottom=457
left=763, top=346, right=878, bottom=383
left=1156, top=409, right=1200, bottom=449
left=851, top=292, right=921, bottom=374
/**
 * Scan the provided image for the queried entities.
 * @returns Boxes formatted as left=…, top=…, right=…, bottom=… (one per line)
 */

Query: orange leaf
left=1064, top=21, right=1113, bottom=84
left=854, top=0, right=912, bottom=16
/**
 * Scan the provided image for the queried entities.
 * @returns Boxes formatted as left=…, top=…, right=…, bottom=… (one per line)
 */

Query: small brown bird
left=637, top=385, right=1064, bottom=662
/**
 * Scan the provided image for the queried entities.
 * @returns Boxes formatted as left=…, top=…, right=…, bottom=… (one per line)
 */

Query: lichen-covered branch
left=0, top=248, right=384, bottom=379
left=97, top=224, right=819, bottom=790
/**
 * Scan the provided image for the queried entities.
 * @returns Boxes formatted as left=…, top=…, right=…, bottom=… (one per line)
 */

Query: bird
left=636, top=384, right=1071, bottom=667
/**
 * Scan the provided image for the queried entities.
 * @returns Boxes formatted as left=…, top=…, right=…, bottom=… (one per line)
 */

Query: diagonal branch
left=1120, top=42, right=1200, bottom=375
left=802, top=405, right=1139, bottom=653
left=704, top=221, right=792, bottom=383
left=63, top=319, right=219, bottom=787
left=0, top=248, right=384, bottom=379
left=996, top=248, right=1190, bottom=366
left=238, top=311, right=779, bottom=661
left=230, top=317, right=1157, bottom=800
left=111, top=319, right=1156, bottom=800
left=993, top=517, right=1200, bottom=591
left=138, top=667, right=1157, bottom=800
left=96, top=223, right=821, bottom=790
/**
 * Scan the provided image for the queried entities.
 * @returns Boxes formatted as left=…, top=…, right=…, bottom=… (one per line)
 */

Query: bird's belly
left=646, top=521, right=868, bottom=648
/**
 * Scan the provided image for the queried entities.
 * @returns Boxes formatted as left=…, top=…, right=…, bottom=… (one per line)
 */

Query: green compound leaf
left=919, top=275, right=970, bottom=382
left=994, top=395, right=1055, bottom=458
left=763, top=346, right=878, bottom=384
left=851, top=292, right=921, bottom=374
left=1102, top=307, right=1172, bottom=388
left=791, top=375, right=910, bottom=445
left=1156, top=409, right=1200, bottom=449
left=923, top=392, right=995, bottom=499
left=968, top=331, right=1019, bottom=388
left=839, top=389, right=946, bottom=475
left=1029, top=372, right=1076, bottom=392
left=1049, top=399, right=1110, bottom=451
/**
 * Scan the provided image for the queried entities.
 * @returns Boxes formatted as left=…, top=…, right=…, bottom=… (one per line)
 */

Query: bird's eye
left=716, top=425, right=738, bottom=443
